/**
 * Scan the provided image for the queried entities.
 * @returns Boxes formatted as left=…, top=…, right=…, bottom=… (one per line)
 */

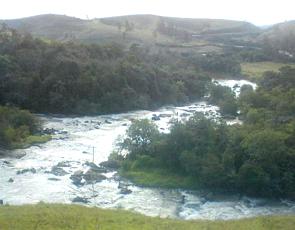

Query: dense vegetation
left=115, top=67, right=295, bottom=199
left=208, top=84, right=238, bottom=116
left=194, top=53, right=241, bottom=75
left=0, top=26, right=215, bottom=115
left=0, top=204, right=294, bottom=230
left=0, top=106, right=48, bottom=150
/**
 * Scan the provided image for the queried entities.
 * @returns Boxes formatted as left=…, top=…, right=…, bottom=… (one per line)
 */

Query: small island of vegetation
left=112, top=67, right=295, bottom=200
left=0, top=106, right=50, bottom=152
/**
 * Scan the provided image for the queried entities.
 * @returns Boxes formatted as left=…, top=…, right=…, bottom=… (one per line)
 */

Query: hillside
left=1, top=14, right=261, bottom=50
left=259, top=20, right=295, bottom=58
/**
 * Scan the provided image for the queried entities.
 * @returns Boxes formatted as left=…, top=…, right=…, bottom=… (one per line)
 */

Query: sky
left=0, top=0, right=294, bottom=26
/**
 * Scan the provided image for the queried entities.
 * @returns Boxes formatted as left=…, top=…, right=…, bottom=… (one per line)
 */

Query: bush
left=0, top=106, right=41, bottom=148
left=209, top=84, right=238, bottom=116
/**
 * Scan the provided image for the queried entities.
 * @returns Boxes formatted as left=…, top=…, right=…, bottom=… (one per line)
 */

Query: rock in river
left=17, top=168, right=36, bottom=175
left=56, top=161, right=71, bottom=168
left=100, top=160, right=120, bottom=170
left=84, top=161, right=107, bottom=173
left=152, top=114, right=160, bottom=121
left=120, top=187, right=132, bottom=195
left=105, top=119, right=112, bottom=124
left=48, top=178, right=61, bottom=181
left=70, top=167, right=107, bottom=186
left=72, top=196, right=89, bottom=204
left=47, top=166, right=69, bottom=176
left=70, top=170, right=84, bottom=186
left=83, top=169, right=107, bottom=184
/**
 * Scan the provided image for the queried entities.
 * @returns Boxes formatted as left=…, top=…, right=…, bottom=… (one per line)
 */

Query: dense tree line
left=193, top=53, right=241, bottom=75
left=0, top=26, right=212, bottom=115
left=116, top=67, right=295, bottom=199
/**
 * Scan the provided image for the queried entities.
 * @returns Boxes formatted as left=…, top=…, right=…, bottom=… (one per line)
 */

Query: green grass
left=0, top=204, right=294, bottom=230
left=120, top=169, right=198, bottom=189
left=11, top=135, right=51, bottom=149
left=241, top=61, right=295, bottom=80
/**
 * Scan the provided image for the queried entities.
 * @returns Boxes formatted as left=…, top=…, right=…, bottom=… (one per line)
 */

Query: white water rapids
left=1, top=79, right=294, bottom=220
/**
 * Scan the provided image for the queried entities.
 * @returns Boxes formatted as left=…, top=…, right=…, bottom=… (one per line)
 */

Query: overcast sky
left=0, top=0, right=294, bottom=25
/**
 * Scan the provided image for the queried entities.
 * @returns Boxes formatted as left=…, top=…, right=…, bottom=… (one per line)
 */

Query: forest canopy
left=0, top=26, right=216, bottom=115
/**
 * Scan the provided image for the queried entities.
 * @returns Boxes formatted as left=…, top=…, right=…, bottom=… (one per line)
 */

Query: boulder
left=120, top=187, right=132, bottom=195
left=159, top=114, right=172, bottom=118
left=180, top=113, right=190, bottom=117
left=84, top=161, right=107, bottom=173
left=48, top=178, right=61, bottom=181
left=56, top=161, right=71, bottom=168
left=118, top=181, right=132, bottom=194
left=152, top=115, right=160, bottom=121
left=49, top=166, right=69, bottom=176
left=8, top=178, right=14, bottom=183
left=42, top=128, right=57, bottom=135
left=58, top=130, right=68, bottom=135
left=15, top=152, right=26, bottom=159
left=17, top=168, right=36, bottom=175
left=83, top=169, right=106, bottom=184
left=180, top=195, right=186, bottom=204
left=70, top=170, right=84, bottom=186
left=100, top=160, right=120, bottom=170
left=72, top=196, right=89, bottom=204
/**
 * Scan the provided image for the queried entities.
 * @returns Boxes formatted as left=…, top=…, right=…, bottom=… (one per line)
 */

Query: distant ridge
left=0, top=14, right=261, bottom=46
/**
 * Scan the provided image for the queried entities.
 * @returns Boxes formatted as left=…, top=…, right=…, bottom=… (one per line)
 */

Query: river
left=1, top=79, right=294, bottom=220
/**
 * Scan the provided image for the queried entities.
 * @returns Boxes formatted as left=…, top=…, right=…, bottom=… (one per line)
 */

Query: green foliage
left=238, top=50, right=271, bottom=62
left=0, top=27, right=211, bottom=115
left=0, top=106, right=42, bottom=150
left=237, top=163, right=271, bottom=196
left=121, top=168, right=197, bottom=189
left=117, top=68, right=295, bottom=199
left=121, top=119, right=160, bottom=159
left=11, top=135, right=51, bottom=149
left=195, top=53, right=241, bottom=75
left=209, top=84, right=238, bottom=116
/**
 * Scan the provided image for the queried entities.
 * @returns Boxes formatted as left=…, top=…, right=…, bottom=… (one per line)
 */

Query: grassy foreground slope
left=0, top=204, right=294, bottom=230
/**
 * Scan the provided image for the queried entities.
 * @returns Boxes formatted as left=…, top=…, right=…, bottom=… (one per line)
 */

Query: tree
left=121, top=119, right=160, bottom=159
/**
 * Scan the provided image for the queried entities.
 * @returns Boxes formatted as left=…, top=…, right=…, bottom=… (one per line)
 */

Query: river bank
left=1, top=79, right=295, bottom=220
left=0, top=204, right=294, bottom=230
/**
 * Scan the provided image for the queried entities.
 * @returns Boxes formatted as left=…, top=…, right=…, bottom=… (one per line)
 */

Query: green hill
left=259, top=20, right=295, bottom=58
left=1, top=14, right=261, bottom=48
